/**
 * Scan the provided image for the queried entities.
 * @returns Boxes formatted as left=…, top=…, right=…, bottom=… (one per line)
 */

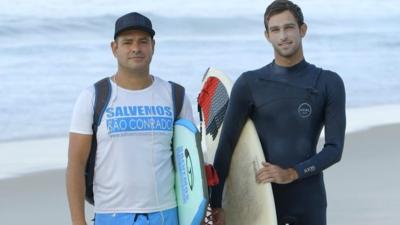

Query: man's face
left=112, top=30, right=155, bottom=73
left=265, top=10, right=306, bottom=59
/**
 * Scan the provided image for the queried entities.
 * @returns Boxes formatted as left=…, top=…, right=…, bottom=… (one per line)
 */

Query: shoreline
left=0, top=137, right=68, bottom=180
left=0, top=123, right=399, bottom=224
left=2, top=103, right=400, bottom=143
left=2, top=103, right=400, bottom=180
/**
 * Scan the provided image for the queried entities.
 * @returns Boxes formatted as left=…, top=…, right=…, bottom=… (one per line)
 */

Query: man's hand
left=210, top=208, right=225, bottom=225
left=256, top=162, right=298, bottom=184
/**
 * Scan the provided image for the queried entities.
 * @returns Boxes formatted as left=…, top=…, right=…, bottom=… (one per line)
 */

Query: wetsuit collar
left=272, top=59, right=308, bottom=74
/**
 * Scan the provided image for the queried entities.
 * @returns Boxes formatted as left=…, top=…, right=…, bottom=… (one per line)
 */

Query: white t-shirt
left=70, top=76, right=194, bottom=213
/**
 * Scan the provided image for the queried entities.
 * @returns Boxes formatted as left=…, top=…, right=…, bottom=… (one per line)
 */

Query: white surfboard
left=173, top=119, right=208, bottom=225
left=198, top=67, right=277, bottom=225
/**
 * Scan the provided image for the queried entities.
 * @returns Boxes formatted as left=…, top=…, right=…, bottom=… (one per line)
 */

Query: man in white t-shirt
left=66, top=12, right=193, bottom=225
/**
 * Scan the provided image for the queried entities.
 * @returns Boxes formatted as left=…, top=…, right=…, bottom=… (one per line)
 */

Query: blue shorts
left=94, top=207, right=178, bottom=225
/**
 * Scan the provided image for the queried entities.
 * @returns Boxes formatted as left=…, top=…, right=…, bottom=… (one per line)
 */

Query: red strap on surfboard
left=204, top=164, right=219, bottom=186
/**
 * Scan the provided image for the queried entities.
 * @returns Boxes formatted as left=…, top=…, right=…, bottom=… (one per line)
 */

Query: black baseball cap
left=114, top=12, right=155, bottom=39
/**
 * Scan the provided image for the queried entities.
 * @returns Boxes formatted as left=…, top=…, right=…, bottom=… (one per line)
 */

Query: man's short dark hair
left=264, top=0, right=304, bottom=31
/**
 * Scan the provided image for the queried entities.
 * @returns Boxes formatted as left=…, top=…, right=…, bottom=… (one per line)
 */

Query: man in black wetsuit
left=210, top=1, right=346, bottom=225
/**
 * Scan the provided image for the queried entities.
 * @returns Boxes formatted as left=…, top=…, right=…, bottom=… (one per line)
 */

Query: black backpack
left=85, top=77, right=185, bottom=205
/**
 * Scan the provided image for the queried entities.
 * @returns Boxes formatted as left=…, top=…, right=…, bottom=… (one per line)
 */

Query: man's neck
left=114, top=68, right=153, bottom=90
left=274, top=48, right=304, bottom=67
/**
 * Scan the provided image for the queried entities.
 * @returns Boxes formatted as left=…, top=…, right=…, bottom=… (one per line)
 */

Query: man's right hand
left=211, top=208, right=225, bottom=225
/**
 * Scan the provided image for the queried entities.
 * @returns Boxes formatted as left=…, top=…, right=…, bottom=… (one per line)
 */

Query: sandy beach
left=0, top=169, right=94, bottom=225
left=325, top=123, right=400, bottom=225
left=0, top=124, right=399, bottom=225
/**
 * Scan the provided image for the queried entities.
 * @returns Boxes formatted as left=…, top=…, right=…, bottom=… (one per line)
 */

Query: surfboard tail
left=198, top=75, right=229, bottom=141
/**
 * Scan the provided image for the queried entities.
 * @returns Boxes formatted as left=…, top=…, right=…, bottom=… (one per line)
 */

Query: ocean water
left=1, top=0, right=400, bottom=142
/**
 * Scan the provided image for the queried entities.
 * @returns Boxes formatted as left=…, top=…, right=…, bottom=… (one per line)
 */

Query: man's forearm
left=66, top=164, right=87, bottom=225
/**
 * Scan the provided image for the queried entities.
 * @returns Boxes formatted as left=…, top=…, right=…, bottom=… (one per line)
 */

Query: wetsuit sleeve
left=210, top=74, right=253, bottom=208
left=294, top=73, right=346, bottom=179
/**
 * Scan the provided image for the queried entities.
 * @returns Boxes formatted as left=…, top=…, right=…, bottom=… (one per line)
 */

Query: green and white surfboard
left=173, top=119, right=208, bottom=225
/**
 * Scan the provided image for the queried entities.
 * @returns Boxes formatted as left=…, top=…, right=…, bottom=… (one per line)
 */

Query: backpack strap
left=93, top=78, right=112, bottom=129
left=169, top=81, right=185, bottom=121
left=169, top=81, right=185, bottom=171
left=85, top=77, right=112, bottom=205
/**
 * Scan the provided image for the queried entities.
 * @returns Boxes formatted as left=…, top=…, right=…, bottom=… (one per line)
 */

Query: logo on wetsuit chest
left=298, top=103, right=312, bottom=118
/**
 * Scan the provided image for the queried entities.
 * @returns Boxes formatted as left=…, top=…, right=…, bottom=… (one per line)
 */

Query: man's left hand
left=256, top=162, right=298, bottom=184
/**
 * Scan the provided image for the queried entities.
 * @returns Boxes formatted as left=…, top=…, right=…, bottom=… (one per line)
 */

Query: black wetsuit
left=210, top=59, right=346, bottom=225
